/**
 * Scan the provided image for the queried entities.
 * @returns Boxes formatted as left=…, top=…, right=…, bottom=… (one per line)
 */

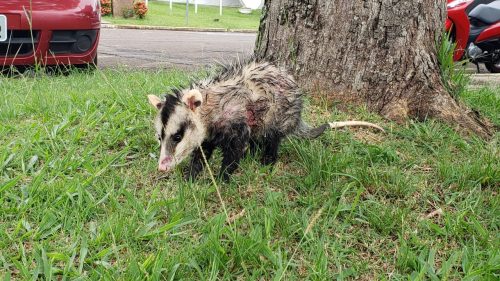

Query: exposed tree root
left=428, top=92, right=494, bottom=139
left=380, top=89, right=494, bottom=139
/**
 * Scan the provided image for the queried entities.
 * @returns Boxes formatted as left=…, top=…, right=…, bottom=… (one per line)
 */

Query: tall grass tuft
left=437, top=32, right=470, bottom=98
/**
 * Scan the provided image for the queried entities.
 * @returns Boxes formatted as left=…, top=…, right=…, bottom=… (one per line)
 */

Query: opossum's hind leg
left=184, top=142, right=215, bottom=181
left=261, top=132, right=282, bottom=166
left=220, top=123, right=251, bottom=182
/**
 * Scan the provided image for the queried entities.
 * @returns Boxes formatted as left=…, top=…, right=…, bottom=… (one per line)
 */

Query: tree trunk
left=113, top=0, right=133, bottom=17
left=255, top=0, right=492, bottom=138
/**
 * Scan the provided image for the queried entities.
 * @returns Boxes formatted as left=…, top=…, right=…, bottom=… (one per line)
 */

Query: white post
left=219, top=0, right=222, bottom=15
left=145, top=0, right=148, bottom=7
left=185, top=0, right=189, bottom=25
left=170, top=0, right=173, bottom=12
left=195, top=0, right=198, bottom=14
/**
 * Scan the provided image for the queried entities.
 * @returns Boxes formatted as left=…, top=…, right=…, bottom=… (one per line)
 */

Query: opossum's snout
left=158, top=156, right=173, bottom=172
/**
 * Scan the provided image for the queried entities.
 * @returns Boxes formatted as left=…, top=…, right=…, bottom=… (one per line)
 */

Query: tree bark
left=113, top=0, right=133, bottom=17
left=255, top=0, right=492, bottom=138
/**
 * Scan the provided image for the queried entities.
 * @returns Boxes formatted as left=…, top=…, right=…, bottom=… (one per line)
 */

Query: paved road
left=98, top=28, right=256, bottom=70
left=98, top=28, right=499, bottom=87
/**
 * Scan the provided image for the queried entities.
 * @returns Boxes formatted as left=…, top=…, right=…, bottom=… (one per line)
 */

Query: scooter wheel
left=485, top=61, right=500, bottom=73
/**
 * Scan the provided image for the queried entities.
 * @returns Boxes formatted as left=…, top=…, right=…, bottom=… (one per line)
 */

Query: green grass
left=106, top=1, right=261, bottom=30
left=0, top=69, right=499, bottom=280
left=437, top=32, right=470, bottom=98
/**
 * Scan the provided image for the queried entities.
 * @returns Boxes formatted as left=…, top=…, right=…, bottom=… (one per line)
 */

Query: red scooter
left=446, top=0, right=500, bottom=73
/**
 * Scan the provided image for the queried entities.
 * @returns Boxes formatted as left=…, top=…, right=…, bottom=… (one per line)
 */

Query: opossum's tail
left=294, top=120, right=385, bottom=139
left=328, top=121, right=385, bottom=132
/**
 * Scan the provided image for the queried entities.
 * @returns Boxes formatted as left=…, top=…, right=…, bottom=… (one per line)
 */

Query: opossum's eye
left=170, top=122, right=188, bottom=145
left=172, top=134, right=182, bottom=143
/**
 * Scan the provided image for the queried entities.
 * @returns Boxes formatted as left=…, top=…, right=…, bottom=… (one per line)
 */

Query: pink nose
left=158, top=156, right=172, bottom=172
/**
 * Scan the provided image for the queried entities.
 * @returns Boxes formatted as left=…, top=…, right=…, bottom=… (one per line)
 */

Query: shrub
left=133, top=0, right=148, bottom=19
left=122, top=7, right=134, bottom=19
left=100, top=0, right=112, bottom=16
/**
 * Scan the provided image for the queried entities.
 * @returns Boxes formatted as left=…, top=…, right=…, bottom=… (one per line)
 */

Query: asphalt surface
left=98, top=28, right=256, bottom=70
left=98, top=28, right=499, bottom=87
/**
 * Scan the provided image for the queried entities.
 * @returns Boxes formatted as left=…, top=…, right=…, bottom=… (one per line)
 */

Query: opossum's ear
left=147, top=95, right=163, bottom=110
left=182, top=89, right=203, bottom=112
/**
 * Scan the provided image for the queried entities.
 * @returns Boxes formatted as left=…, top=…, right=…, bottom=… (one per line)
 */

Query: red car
left=0, top=0, right=100, bottom=69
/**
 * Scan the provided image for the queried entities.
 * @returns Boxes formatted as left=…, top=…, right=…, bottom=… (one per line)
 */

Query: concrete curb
left=101, top=23, right=257, bottom=33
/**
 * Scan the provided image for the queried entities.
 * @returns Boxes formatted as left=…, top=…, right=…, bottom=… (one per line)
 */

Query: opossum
left=148, top=60, right=384, bottom=181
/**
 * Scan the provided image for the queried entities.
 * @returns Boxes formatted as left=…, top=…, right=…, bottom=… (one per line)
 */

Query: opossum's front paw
left=183, top=172, right=193, bottom=182
left=183, top=167, right=199, bottom=181
left=261, top=155, right=278, bottom=166
left=219, top=172, right=231, bottom=183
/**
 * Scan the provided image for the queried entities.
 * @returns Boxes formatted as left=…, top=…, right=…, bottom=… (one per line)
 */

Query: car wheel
left=485, top=60, right=500, bottom=73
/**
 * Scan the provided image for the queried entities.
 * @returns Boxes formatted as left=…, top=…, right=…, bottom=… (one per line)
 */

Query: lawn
left=0, top=68, right=498, bottom=280
left=106, top=1, right=261, bottom=30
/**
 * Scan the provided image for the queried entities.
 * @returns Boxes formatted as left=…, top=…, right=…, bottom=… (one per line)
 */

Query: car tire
left=485, top=60, right=500, bottom=73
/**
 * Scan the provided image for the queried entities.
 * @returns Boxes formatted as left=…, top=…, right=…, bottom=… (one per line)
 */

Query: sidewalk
left=100, top=20, right=257, bottom=33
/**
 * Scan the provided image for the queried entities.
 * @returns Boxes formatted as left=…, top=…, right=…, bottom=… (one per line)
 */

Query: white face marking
left=155, top=105, right=206, bottom=172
